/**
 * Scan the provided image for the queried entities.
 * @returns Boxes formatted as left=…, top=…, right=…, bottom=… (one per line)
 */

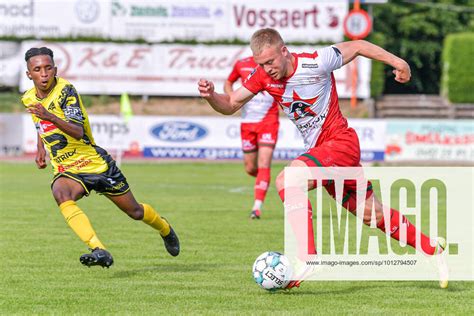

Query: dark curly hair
left=24, top=47, right=54, bottom=62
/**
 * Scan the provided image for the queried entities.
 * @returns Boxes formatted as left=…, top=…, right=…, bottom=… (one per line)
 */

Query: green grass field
left=0, top=162, right=472, bottom=315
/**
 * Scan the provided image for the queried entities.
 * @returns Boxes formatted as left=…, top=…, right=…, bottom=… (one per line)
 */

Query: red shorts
left=296, top=128, right=373, bottom=211
left=240, top=121, right=279, bottom=153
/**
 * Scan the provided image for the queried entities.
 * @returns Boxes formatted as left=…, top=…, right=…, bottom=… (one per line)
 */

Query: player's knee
left=245, top=165, right=258, bottom=177
left=275, top=171, right=285, bottom=191
left=257, top=158, right=272, bottom=169
left=128, top=204, right=144, bottom=220
left=52, top=189, right=74, bottom=205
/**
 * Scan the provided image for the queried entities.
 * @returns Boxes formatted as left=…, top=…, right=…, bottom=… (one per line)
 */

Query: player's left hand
left=27, top=103, right=55, bottom=121
left=393, top=60, right=411, bottom=83
left=35, top=147, right=47, bottom=169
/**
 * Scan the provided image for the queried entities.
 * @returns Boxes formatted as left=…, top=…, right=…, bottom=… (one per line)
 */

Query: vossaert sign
left=151, top=121, right=208, bottom=142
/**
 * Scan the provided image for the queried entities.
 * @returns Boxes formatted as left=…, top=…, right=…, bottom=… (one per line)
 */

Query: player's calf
left=434, top=237, right=448, bottom=289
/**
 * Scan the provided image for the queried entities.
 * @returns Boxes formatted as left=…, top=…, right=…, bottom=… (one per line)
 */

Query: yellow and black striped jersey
left=22, top=77, right=108, bottom=175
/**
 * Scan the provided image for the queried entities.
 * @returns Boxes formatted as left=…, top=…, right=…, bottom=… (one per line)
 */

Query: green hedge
left=368, top=32, right=386, bottom=98
left=442, top=33, right=474, bottom=103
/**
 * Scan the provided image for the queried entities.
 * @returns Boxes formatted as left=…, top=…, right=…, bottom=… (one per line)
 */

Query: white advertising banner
left=0, top=0, right=110, bottom=38
left=22, top=114, right=37, bottom=154
left=18, top=114, right=474, bottom=163
left=32, top=0, right=111, bottom=38
left=19, top=41, right=371, bottom=98
left=109, top=0, right=229, bottom=42
left=20, top=115, right=385, bottom=162
left=133, top=116, right=386, bottom=161
left=0, top=41, right=21, bottom=87
left=385, top=120, right=474, bottom=162
left=21, top=114, right=131, bottom=154
left=1, top=0, right=346, bottom=42
left=229, top=0, right=346, bottom=43
left=105, top=0, right=347, bottom=43
left=351, top=119, right=386, bottom=161
left=0, top=0, right=34, bottom=37
left=0, top=114, right=23, bottom=156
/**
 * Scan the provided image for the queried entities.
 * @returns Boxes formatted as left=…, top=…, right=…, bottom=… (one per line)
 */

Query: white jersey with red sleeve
left=243, top=46, right=348, bottom=149
left=228, top=57, right=278, bottom=123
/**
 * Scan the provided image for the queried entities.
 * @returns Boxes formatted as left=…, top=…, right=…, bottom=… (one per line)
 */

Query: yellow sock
left=59, top=200, right=105, bottom=249
left=141, top=203, right=170, bottom=237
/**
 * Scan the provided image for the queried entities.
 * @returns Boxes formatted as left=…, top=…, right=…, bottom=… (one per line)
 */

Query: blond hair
left=250, top=28, right=284, bottom=55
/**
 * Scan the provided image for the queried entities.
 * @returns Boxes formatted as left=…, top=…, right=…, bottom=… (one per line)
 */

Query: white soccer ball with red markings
left=252, top=251, right=292, bottom=291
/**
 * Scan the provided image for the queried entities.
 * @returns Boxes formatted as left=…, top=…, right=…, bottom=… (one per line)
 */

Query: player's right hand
left=393, top=60, right=411, bottom=83
left=198, top=79, right=215, bottom=98
left=35, top=148, right=47, bottom=169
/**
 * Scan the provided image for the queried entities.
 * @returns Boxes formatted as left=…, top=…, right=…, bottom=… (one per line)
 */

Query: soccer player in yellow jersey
left=22, top=47, right=180, bottom=268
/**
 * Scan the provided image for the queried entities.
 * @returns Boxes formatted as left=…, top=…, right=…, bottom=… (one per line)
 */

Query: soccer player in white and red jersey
left=198, top=28, right=448, bottom=289
left=224, top=57, right=279, bottom=219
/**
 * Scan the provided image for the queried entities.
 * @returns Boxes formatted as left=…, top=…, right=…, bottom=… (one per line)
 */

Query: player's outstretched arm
left=35, top=133, right=47, bottom=169
left=26, top=103, right=84, bottom=140
left=198, top=79, right=254, bottom=115
left=223, top=80, right=234, bottom=95
left=334, top=40, right=411, bottom=83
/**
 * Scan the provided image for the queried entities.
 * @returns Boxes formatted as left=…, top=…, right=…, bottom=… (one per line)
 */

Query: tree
left=372, top=0, right=473, bottom=94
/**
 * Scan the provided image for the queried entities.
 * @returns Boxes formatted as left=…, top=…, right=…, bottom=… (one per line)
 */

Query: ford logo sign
left=151, top=121, right=208, bottom=142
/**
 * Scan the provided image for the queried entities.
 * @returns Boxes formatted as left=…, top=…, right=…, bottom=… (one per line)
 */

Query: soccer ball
left=252, top=251, right=292, bottom=291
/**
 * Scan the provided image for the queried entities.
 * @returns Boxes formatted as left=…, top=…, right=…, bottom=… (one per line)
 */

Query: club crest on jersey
left=282, top=90, right=318, bottom=119
left=289, top=101, right=318, bottom=119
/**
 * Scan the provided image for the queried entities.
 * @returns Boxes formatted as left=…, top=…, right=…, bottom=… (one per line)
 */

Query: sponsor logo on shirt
left=64, top=106, right=84, bottom=122
left=296, top=113, right=327, bottom=135
left=54, top=148, right=77, bottom=163
left=302, top=63, right=319, bottom=68
left=295, top=105, right=330, bottom=137
left=301, top=77, right=322, bottom=84
left=266, top=83, right=284, bottom=88
left=57, top=158, right=92, bottom=173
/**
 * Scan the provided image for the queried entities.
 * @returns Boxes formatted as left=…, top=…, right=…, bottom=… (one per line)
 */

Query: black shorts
left=52, top=147, right=130, bottom=196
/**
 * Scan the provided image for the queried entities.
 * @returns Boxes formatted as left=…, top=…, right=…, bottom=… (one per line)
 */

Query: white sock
left=253, top=200, right=263, bottom=211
